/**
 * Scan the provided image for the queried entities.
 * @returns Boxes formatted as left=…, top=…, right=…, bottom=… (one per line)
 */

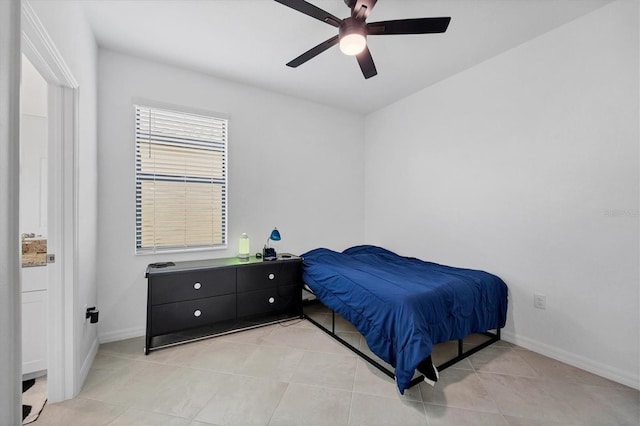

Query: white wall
left=18, top=113, right=47, bottom=236
left=29, top=0, right=100, bottom=393
left=20, top=54, right=47, bottom=117
left=364, top=0, right=639, bottom=389
left=96, top=50, right=365, bottom=342
left=20, top=55, right=48, bottom=237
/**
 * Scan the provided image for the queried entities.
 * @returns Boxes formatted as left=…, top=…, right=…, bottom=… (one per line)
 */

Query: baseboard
left=501, top=330, right=639, bottom=390
left=78, top=336, right=98, bottom=393
left=22, top=370, right=47, bottom=382
left=98, top=326, right=145, bottom=344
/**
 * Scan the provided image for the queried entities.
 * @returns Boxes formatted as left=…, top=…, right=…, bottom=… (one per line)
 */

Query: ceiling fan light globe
left=339, top=17, right=367, bottom=56
left=340, top=33, right=366, bottom=55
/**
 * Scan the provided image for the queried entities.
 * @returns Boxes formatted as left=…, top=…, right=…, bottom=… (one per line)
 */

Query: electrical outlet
left=534, top=293, right=546, bottom=310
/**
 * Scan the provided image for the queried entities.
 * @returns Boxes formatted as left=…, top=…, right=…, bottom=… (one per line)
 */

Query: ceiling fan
left=274, top=0, right=451, bottom=79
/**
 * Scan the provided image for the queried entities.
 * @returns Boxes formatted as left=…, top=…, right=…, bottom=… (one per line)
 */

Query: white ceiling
left=81, top=0, right=612, bottom=114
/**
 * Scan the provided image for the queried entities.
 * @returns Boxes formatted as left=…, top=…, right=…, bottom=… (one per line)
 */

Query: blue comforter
left=302, top=245, right=508, bottom=393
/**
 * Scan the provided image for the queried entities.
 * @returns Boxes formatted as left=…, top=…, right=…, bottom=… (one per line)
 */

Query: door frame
left=21, top=0, right=79, bottom=402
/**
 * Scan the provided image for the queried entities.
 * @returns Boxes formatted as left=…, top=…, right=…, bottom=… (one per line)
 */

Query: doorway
left=22, top=0, right=80, bottom=402
left=20, top=53, right=49, bottom=382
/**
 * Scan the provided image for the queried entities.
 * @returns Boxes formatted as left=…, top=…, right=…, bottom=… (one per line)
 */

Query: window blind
left=135, top=104, right=227, bottom=252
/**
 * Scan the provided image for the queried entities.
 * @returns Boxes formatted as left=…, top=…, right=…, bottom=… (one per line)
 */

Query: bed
left=301, top=245, right=508, bottom=394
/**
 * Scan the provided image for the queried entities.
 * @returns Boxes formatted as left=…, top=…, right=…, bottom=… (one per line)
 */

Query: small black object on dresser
left=144, top=254, right=303, bottom=354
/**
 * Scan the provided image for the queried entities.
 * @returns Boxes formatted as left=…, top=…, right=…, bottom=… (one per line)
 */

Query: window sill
left=135, top=245, right=228, bottom=256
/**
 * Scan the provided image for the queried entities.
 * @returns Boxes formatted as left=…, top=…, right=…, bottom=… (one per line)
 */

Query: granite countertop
left=22, top=238, right=47, bottom=267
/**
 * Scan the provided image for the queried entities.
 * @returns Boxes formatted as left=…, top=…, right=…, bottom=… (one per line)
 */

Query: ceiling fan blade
left=286, top=35, right=340, bottom=68
left=367, top=17, right=451, bottom=35
left=356, top=47, right=377, bottom=79
left=274, top=0, right=341, bottom=27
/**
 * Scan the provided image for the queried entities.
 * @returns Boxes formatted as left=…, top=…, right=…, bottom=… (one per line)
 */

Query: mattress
left=301, top=245, right=508, bottom=393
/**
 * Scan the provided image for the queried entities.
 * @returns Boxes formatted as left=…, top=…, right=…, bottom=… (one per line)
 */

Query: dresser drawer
left=237, top=284, right=299, bottom=318
left=150, top=268, right=236, bottom=305
left=237, top=262, right=301, bottom=292
left=151, top=294, right=236, bottom=335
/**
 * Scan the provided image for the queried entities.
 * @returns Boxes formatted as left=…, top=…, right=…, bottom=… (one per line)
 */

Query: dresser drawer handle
left=193, top=282, right=202, bottom=290
left=194, top=310, right=202, bottom=317
left=268, top=297, right=275, bottom=304
left=268, top=273, right=275, bottom=280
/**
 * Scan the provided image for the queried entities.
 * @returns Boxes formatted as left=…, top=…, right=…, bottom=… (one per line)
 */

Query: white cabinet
left=21, top=266, right=47, bottom=375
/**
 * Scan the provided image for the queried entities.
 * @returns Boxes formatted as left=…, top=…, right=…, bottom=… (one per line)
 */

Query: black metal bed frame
left=303, top=291, right=501, bottom=389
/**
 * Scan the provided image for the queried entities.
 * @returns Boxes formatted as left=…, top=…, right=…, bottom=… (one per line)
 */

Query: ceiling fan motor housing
left=339, top=17, right=367, bottom=41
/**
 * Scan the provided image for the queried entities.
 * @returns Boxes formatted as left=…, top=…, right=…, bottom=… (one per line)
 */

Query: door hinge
left=47, top=254, right=55, bottom=263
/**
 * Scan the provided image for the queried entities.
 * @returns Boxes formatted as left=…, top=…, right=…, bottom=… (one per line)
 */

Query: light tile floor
left=34, top=314, right=639, bottom=425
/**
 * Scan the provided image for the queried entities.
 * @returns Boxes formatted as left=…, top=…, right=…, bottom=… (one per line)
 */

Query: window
left=135, top=104, right=227, bottom=253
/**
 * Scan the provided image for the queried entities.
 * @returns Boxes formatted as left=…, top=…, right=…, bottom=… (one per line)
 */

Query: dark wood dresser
left=144, top=255, right=302, bottom=354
